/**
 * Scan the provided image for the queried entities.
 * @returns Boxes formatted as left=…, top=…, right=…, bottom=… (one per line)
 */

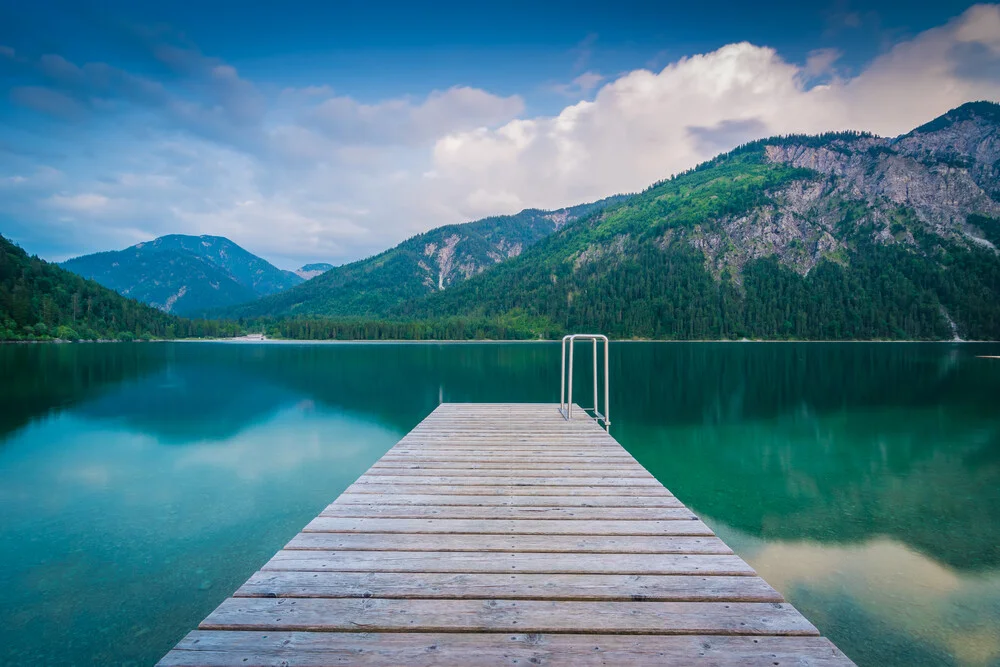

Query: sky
left=1, top=1, right=999, bottom=269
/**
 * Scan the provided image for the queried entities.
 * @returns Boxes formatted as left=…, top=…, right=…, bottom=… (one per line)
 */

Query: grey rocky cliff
left=674, top=106, right=999, bottom=283
left=764, top=115, right=1000, bottom=247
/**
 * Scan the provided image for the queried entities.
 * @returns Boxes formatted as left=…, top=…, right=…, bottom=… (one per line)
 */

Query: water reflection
left=623, top=406, right=1000, bottom=571
left=713, top=521, right=1000, bottom=666
left=0, top=341, right=998, bottom=666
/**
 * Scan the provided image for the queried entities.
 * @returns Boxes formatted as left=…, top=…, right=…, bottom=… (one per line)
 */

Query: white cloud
left=306, top=85, right=524, bottom=146
left=3, top=5, right=1000, bottom=268
left=550, top=71, right=606, bottom=98
left=10, top=85, right=85, bottom=119
left=428, top=5, right=1000, bottom=219
left=803, top=48, right=843, bottom=78
left=47, top=193, right=114, bottom=213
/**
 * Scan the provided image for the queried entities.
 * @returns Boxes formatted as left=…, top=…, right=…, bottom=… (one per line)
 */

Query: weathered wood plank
left=332, top=493, right=682, bottom=507
left=199, top=598, right=819, bottom=635
left=343, top=484, right=674, bottom=496
left=374, top=455, right=637, bottom=464
left=389, top=445, right=627, bottom=452
left=365, top=468, right=653, bottom=479
left=285, top=532, right=732, bottom=554
left=318, top=505, right=696, bottom=520
left=372, top=459, right=643, bottom=466
left=159, top=632, right=854, bottom=667
left=262, top=550, right=755, bottom=575
left=381, top=451, right=635, bottom=460
left=353, top=475, right=663, bottom=486
left=302, top=517, right=714, bottom=536
left=235, top=571, right=776, bottom=601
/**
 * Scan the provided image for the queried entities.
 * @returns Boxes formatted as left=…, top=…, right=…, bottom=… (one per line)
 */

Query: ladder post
left=560, top=335, right=567, bottom=417
left=604, top=336, right=610, bottom=428
left=567, top=337, right=575, bottom=420
left=592, top=337, right=598, bottom=417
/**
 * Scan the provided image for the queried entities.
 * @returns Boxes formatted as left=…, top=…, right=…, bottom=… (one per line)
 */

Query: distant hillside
left=393, top=101, right=1000, bottom=341
left=62, top=235, right=303, bottom=316
left=0, top=234, right=236, bottom=341
left=295, top=263, right=334, bottom=280
left=223, top=197, right=626, bottom=318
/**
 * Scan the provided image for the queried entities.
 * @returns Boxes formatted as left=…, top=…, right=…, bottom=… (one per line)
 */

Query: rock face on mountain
left=62, top=235, right=303, bottom=316
left=691, top=103, right=1000, bottom=283
left=224, top=197, right=626, bottom=318
left=398, top=102, right=1000, bottom=341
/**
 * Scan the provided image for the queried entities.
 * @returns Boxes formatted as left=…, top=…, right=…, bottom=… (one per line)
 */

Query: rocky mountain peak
left=763, top=102, right=1000, bottom=250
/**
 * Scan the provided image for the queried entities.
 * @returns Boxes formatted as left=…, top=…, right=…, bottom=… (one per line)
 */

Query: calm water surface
left=1, top=341, right=998, bottom=666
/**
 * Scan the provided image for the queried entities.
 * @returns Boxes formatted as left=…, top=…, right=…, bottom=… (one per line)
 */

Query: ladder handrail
left=559, top=334, right=610, bottom=429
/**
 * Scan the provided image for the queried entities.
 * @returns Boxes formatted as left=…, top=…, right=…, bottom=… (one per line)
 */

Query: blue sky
left=1, top=1, right=999, bottom=268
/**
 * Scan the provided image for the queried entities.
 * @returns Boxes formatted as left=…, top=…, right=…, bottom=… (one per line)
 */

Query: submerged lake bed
left=0, top=341, right=998, bottom=666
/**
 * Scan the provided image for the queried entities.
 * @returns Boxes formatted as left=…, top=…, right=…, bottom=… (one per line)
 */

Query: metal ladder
left=559, top=334, right=610, bottom=430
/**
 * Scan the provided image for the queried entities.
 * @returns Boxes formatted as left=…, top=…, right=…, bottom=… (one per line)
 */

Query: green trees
left=0, top=234, right=242, bottom=341
left=387, top=147, right=1000, bottom=341
left=221, top=196, right=626, bottom=320
left=255, top=316, right=542, bottom=341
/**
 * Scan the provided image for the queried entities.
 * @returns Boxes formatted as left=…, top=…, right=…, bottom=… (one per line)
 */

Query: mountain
left=223, top=197, right=626, bottom=318
left=393, top=101, right=1000, bottom=341
left=62, top=235, right=303, bottom=316
left=0, top=233, right=235, bottom=340
left=295, top=263, right=334, bottom=280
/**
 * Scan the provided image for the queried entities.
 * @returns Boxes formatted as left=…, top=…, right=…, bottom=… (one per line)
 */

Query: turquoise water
left=0, top=341, right=998, bottom=666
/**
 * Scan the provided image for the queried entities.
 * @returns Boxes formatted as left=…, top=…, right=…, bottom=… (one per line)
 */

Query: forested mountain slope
left=0, top=234, right=235, bottom=340
left=62, top=235, right=303, bottom=316
left=222, top=197, right=626, bottom=318
left=395, top=102, right=1000, bottom=340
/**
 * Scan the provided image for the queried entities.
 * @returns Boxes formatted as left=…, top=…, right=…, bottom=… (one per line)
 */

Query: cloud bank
left=1, top=4, right=999, bottom=267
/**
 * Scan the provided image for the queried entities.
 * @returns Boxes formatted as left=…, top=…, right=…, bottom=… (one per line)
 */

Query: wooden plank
left=388, top=445, right=628, bottom=452
left=318, top=505, right=696, bottom=520
left=399, top=429, right=613, bottom=435
left=397, top=436, right=618, bottom=441
left=285, top=532, right=732, bottom=554
left=397, top=438, right=614, bottom=443
left=374, top=455, right=637, bottom=464
left=364, top=469, right=653, bottom=479
left=302, top=517, right=715, bottom=536
left=236, top=571, right=777, bottom=601
left=381, top=451, right=635, bottom=459
left=372, top=459, right=643, bottom=466
left=343, top=484, right=674, bottom=496
left=353, top=475, right=663, bottom=487
left=369, top=463, right=650, bottom=473
left=199, top=598, right=819, bottom=635
left=262, top=550, right=755, bottom=575
left=160, top=632, right=854, bottom=667
left=332, top=493, right=682, bottom=507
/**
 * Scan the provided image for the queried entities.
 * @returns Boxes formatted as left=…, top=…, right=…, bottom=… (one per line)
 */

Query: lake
left=1, top=341, right=998, bottom=666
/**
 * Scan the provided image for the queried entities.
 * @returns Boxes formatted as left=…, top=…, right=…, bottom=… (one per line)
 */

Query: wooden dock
left=159, top=403, right=854, bottom=666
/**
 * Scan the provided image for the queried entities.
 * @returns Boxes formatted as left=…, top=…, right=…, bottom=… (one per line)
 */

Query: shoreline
left=197, top=338, right=1000, bottom=344
left=4, top=337, right=1000, bottom=345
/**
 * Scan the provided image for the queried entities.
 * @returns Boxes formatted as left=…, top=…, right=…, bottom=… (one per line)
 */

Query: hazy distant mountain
left=62, top=234, right=303, bottom=316
left=223, top=197, right=627, bottom=318
left=394, top=101, right=1000, bottom=340
left=295, top=263, right=334, bottom=280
